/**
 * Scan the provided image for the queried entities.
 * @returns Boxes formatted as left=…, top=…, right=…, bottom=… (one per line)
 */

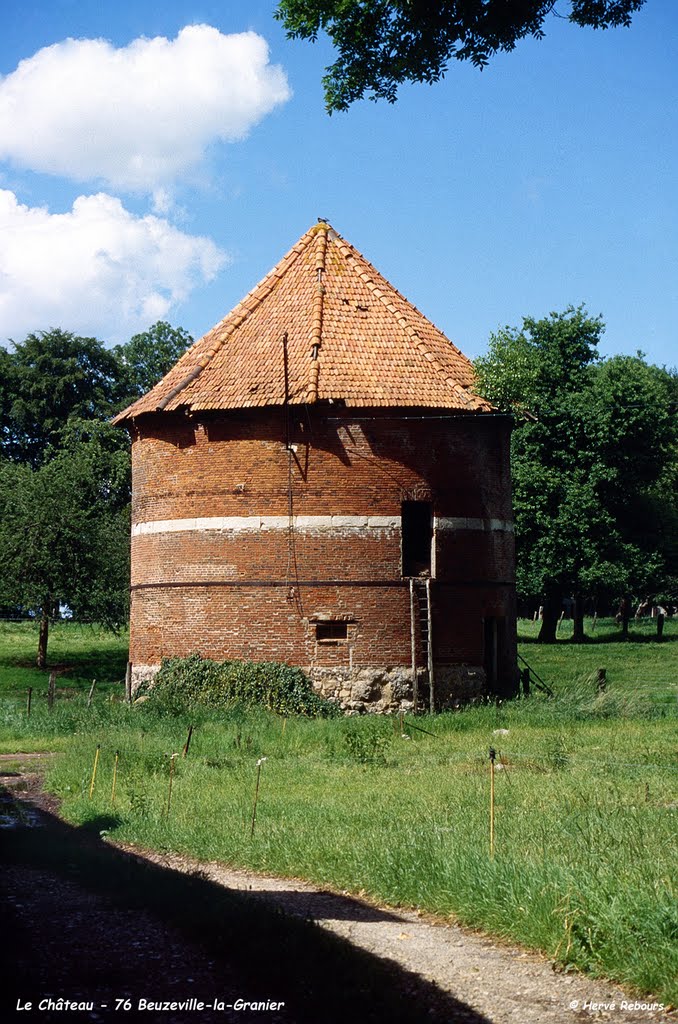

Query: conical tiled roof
left=113, top=222, right=491, bottom=423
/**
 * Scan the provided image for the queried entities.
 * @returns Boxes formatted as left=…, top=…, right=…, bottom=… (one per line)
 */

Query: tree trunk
left=537, top=588, right=562, bottom=643
left=37, top=605, right=49, bottom=669
left=572, top=594, right=585, bottom=642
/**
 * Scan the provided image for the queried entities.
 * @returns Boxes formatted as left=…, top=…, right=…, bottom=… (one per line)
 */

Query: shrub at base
left=146, top=654, right=340, bottom=718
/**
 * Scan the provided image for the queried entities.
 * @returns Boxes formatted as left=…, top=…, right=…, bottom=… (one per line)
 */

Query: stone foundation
left=131, top=661, right=487, bottom=713
left=131, top=664, right=161, bottom=695
left=308, top=664, right=486, bottom=713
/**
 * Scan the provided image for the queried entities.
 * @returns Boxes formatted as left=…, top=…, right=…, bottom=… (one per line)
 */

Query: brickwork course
left=114, top=221, right=518, bottom=708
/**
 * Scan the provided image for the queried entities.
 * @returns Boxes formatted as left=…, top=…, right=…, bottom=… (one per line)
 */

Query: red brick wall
left=128, top=407, right=517, bottom=693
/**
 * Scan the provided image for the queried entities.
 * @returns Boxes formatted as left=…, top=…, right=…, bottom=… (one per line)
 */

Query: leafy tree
left=276, top=0, right=646, bottom=111
left=0, top=321, right=193, bottom=655
left=0, top=346, right=14, bottom=449
left=475, top=307, right=676, bottom=641
left=113, top=321, right=192, bottom=402
left=57, top=418, right=132, bottom=511
left=589, top=356, right=678, bottom=608
left=0, top=426, right=130, bottom=667
left=1, top=329, right=120, bottom=466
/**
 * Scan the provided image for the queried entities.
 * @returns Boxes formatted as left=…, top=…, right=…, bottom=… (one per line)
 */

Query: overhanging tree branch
left=276, top=0, right=647, bottom=111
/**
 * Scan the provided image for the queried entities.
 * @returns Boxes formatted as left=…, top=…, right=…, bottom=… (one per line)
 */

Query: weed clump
left=343, top=720, right=392, bottom=765
left=144, top=654, right=340, bottom=718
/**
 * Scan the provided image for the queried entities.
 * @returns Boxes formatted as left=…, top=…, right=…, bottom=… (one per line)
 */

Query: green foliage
left=0, top=321, right=192, bottom=658
left=0, top=622, right=129, bottom=703
left=0, top=433, right=130, bottom=636
left=113, top=321, right=192, bottom=401
left=0, top=322, right=193, bottom=466
left=147, top=654, right=340, bottom=718
left=1, top=621, right=677, bottom=1002
left=343, top=720, right=392, bottom=764
left=1, top=329, right=120, bottom=467
left=474, top=309, right=678, bottom=627
left=276, top=0, right=646, bottom=112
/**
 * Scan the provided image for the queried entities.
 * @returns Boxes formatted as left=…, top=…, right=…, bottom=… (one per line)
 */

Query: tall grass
left=33, top=691, right=677, bottom=1005
left=1, top=618, right=676, bottom=1004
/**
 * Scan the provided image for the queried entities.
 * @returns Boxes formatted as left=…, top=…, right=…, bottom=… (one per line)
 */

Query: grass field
left=0, top=618, right=676, bottom=1004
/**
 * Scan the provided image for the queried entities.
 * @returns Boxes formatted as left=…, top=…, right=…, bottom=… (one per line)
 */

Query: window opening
left=401, top=501, right=433, bottom=577
left=315, top=621, right=348, bottom=643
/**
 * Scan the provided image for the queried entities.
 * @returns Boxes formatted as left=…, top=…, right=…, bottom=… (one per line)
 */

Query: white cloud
left=0, top=25, right=291, bottom=192
left=0, top=190, right=228, bottom=342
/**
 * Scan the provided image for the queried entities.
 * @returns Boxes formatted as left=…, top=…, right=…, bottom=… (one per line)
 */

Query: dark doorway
left=402, top=501, right=433, bottom=577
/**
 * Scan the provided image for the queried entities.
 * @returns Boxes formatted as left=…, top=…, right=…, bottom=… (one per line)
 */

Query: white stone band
left=436, top=517, right=515, bottom=533
left=131, top=515, right=513, bottom=536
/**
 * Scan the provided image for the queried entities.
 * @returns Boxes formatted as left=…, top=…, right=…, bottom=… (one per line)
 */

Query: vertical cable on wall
left=282, top=331, right=302, bottom=615
left=282, top=331, right=294, bottom=591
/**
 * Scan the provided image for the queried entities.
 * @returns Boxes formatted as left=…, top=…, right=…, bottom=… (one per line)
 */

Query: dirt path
left=124, top=849, right=673, bottom=1024
left=0, top=757, right=674, bottom=1024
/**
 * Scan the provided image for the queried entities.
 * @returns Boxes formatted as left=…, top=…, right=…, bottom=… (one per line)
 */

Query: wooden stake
left=281, top=718, right=287, bottom=736
left=555, top=611, right=565, bottom=636
left=124, top=661, right=132, bottom=704
left=250, top=757, right=267, bottom=837
left=489, top=747, right=496, bottom=859
left=47, top=671, right=56, bottom=711
left=426, top=578, right=434, bottom=714
left=87, top=678, right=97, bottom=708
left=26, top=687, right=33, bottom=717
left=409, top=579, right=418, bottom=713
left=165, top=753, right=178, bottom=817
left=89, top=744, right=101, bottom=799
left=111, top=751, right=119, bottom=806
left=182, top=724, right=193, bottom=758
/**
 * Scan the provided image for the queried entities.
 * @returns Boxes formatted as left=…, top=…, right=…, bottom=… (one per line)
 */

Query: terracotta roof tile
left=113, top=222, right=492, bottom=424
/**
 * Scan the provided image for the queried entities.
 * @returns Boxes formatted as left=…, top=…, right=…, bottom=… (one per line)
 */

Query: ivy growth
left=146, top=654, right=340, bottom=718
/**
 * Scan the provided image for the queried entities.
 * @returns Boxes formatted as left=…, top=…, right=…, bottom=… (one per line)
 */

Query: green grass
left=0, top=620, right=129, bottom=691
left=518, top=616, right=677, bottom=711
left=0, top=621, right=128, bottom=749
left=0, top=618, right=676, bottom=1005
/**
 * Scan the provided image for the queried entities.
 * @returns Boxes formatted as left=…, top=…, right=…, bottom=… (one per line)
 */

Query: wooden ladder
left=410, top=578, right=435, bottom=713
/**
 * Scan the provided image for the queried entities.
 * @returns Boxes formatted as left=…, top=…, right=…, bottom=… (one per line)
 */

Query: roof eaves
left=113, top=233, right=313, bottom=424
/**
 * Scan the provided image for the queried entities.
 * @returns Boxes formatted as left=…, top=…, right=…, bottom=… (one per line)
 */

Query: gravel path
left=1, top=756, right=674, bottom=1024
left=133, top=848, right=674, bottom=1024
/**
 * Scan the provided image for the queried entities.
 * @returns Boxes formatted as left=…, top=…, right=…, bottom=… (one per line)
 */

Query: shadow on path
left=0, top=783, right=490, bottom=1024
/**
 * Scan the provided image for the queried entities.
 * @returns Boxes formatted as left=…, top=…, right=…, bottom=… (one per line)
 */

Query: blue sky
left=0, top=0, right=675, bottom=368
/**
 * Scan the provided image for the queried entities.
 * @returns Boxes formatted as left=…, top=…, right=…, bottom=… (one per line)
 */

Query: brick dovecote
left=116, top=222, right=518, bottom=708
left=128, top=407, right=517, bottom=704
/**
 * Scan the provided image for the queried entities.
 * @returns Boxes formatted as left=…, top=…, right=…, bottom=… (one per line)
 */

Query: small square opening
left=315, top=621, right=348, bottom=643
